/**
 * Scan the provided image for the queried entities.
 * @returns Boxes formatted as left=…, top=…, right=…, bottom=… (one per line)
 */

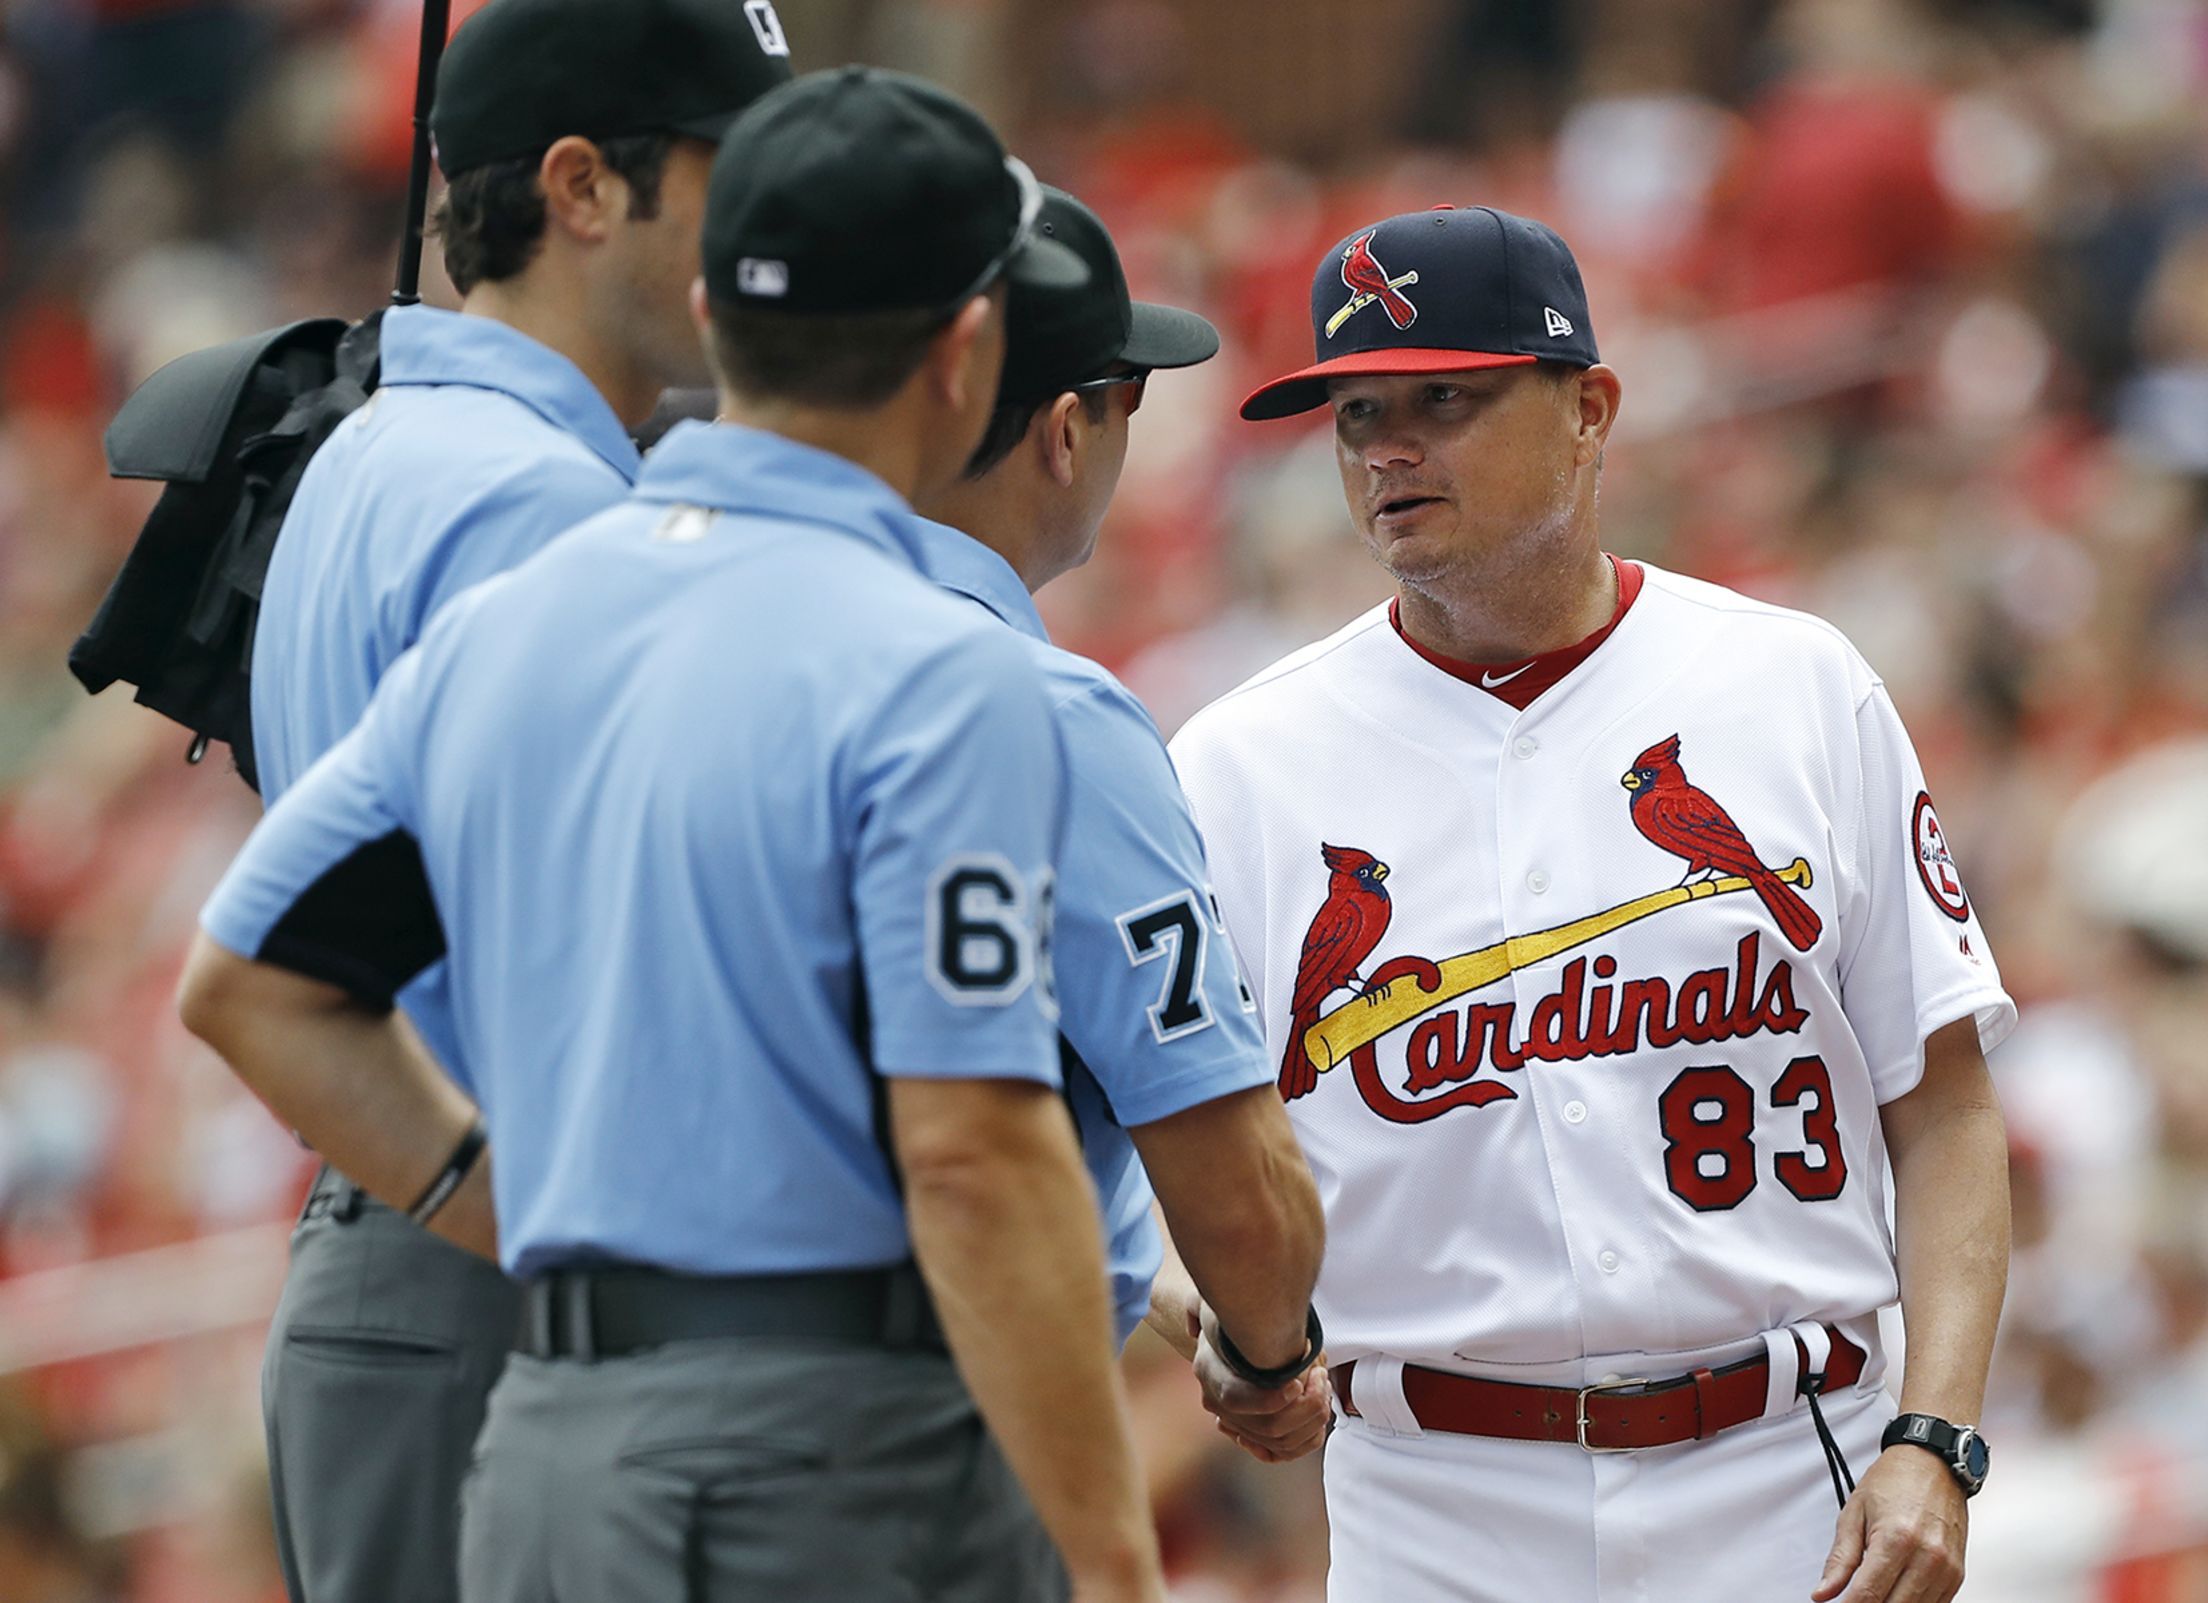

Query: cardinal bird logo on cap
left=1326, top=233, right=1420, bottom=339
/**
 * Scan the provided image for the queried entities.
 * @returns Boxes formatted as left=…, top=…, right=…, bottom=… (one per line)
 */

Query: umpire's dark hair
left=706, top=298, right=981, bottom=411
left=963, top=388, right=1109, bottom=480
left=432, top=132, right=677, bottom=296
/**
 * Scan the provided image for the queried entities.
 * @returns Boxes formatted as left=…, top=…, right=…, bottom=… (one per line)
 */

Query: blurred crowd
left=2, top=0, right=2207, bottom=1597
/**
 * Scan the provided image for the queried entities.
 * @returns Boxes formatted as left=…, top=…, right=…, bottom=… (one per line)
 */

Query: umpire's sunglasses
left=1069, top=369, right=1150, bottom=415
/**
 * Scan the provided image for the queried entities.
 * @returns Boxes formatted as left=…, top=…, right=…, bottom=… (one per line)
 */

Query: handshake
left=1148, top=1284, right=1335, bottom=1465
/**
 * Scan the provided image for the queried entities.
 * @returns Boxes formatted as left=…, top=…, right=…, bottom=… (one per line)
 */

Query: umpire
left=245, top=2, right=790, bottom=1599
left=912, top=185, right=1330, bottom=1410
left=182, top=68, right=1169, bottom=1603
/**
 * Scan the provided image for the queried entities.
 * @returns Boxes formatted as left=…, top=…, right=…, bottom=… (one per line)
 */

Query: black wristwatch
left=1881, top=1413, right=1990, bottom=1497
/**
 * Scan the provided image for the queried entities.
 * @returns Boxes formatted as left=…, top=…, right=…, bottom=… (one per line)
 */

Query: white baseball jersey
left=1169, top=561, right=2017, bottom=1372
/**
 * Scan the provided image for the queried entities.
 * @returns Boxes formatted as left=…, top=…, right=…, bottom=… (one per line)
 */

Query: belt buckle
left=1575, top=1375, right=1652, bottom=1453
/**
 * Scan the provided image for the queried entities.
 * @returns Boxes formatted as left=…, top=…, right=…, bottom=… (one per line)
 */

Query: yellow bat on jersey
left=1301, top=858, right=1814, bottom=1072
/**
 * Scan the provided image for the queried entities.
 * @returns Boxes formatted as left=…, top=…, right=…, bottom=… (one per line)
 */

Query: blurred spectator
left=0, top=1385, right=118, bottom=1603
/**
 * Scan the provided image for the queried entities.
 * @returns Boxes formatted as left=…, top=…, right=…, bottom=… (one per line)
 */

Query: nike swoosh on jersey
left=1479, top=664, right=1532, bottom=688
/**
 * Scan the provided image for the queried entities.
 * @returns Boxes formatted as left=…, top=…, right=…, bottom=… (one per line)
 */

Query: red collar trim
left=1389, top=557, right=1645, bottom=710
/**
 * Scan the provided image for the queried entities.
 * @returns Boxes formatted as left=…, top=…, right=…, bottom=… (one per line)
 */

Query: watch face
left=1956, top=1427, right=1990, bottom=1491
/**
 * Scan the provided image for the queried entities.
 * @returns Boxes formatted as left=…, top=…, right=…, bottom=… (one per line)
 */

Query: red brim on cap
left=1240, top=348, right=1536, bottom=421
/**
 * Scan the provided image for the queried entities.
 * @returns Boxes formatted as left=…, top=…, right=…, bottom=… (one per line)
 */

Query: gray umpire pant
left=459, top=1336, right=1069, bottom=1603
left=264, top=1166, right=521, bottom=1603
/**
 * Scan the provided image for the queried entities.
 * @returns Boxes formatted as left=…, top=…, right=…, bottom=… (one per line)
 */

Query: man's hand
left=1819, top=1013, right=2004, bottom=1602
left=1812, top=1446, right=1967, bottom=1603
left=1191, top=1303, right=1332, bottom=1464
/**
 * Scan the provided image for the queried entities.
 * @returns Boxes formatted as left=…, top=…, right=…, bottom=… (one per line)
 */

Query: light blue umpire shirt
left=250, top=303, right=642, bottom=1097
left=204, top=423, right=1069, bottom=1279
left=908, top=515, right=1274, bottom=1346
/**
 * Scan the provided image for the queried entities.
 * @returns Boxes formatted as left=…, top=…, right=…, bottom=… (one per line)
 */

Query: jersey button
left=1598, top=1250, right=1621, bottom=1274
left=1527, top=869, right=1550, bottom=894
left=1513, top=736, right=1539, bottom=759
left=1563, top=1099, right=1588, bottom=1124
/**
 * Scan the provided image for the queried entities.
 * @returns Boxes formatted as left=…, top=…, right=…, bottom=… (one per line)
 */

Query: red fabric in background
left=348, top=0, right=495, bottom=181
left=1693, top=77, right=1958, bottom=310
left=3, top=297, right=104, bottom=421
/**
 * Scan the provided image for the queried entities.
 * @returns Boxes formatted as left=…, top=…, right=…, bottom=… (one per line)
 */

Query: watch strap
left=1881, top=1412, right=1987, bottom=1497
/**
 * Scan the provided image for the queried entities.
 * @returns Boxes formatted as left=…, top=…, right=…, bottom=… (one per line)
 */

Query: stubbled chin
left=1367, top=526, right=1457, bottom=585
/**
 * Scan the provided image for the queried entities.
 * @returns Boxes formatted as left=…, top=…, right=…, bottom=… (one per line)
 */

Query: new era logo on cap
left=1545, top=306, right=1574, bottom=338
left=737, top=258, right=790, bottom=297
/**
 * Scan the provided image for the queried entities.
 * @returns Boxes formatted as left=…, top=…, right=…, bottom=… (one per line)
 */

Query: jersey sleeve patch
left=923, top=852, right=1052, bottom=1013
left=1910, top=792, right=1972, bottom=922
left=1115, top=891, right=1219, bottom=1045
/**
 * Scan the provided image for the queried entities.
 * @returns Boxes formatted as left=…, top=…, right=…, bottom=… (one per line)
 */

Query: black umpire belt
left=516, top=1262, right=945, bottom=1361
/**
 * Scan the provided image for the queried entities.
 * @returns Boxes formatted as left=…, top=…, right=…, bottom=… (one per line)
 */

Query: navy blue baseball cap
left=1241, top=205, right=1599, bottom=420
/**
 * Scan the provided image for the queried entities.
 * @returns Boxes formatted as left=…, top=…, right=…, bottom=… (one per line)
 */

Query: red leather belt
left=1336, top=1328, right=1866, bottom=1451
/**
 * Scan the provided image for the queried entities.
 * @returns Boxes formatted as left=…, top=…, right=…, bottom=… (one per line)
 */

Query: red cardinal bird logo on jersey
left=1621, top=735, right=1822, bottom=953
left=1325, top=233, right=1420, bottom=338
left=1279, top=843, right=1394, bottom=1100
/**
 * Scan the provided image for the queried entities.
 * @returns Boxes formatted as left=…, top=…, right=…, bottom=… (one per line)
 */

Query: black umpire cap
left=998, top=186, right=1220, bottom=405
left=703, top=67, right=1087, bottom=315
left=432, top=0, right=796, bottom=176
